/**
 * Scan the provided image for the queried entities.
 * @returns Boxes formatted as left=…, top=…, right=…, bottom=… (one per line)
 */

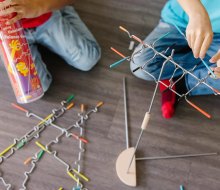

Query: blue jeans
left=131, top=21, right=220, bottom=96
left=24, top=6, right=101, bottom=92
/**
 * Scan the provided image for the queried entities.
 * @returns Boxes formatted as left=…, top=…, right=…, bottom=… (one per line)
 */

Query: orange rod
left=80, top=104, right=85, bottom=113
left=212, top=87, right=220, bottom=95
left=24, top=157, right=32, bottom=165
left=119, top=26, right=129, bottom=33
left=96, top=101, right=104, bottom=108
left=66, top=102, right=75, bottom=110
left=11, top=103, right=28, bottom=113
left=186, top=99, right=211, bottom=119
left=72, top=134, right=88, bottom=144
left=110, top=47, right=126, bottom=58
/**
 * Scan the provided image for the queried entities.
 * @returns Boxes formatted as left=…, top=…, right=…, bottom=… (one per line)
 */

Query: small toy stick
left=37, top=114, right=54, bottom=126
left=80, top=104, right=86, bottom=113
left=71, top=133, right=88, bottom=144
left=66, top=102, right=75, bottom=110
left=24, top=157, right=32, bottom=165
left=0, top=143, right=16, bottom=157
left=58, top=188, right=63, bottom=190
left=110, top=47, right=126, bottom=58
left=11, top=103, right=28, bottom=113
left=110, top=57, right=130, bottom=68
left=131, top=35, right=143, bottom=44
left=119, top=26, right=129, bottom=34
left=66, top=95, right=75, bottom=103
left=180, top=185, right=184, bottom=190
left=212, top=87, right=220, bottom=95
left=35, top=141, right=51, bottom=154
left=152, top=32, right=170, bottom=46
left=16, top=140, right=26, bottom=150
left=96, top=101, right=104, bottom=108
left=185, top=98, right=211, bottom=119
left=37, top=150, right=45, bottom=160
left=67, top=171, right=82, bottom=185
left=72, top=169, right=89, bottom=182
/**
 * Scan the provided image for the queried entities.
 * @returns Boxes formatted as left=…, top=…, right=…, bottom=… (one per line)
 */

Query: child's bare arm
left=0, top=0, right=75, bottom=24
left=178, top=0, right=213, bottom=59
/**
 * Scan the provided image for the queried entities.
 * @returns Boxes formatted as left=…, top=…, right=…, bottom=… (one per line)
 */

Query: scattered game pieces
left=0, top=95, right=104, bottom=190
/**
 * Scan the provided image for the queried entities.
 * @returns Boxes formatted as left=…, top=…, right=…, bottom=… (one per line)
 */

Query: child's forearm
left=177, top=0, right=207, bottom=17
left=177, top=0, right=213, bottom=59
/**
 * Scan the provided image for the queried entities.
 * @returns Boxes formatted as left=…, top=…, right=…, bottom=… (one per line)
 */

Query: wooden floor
left=1, top=0, right=220, bottom=189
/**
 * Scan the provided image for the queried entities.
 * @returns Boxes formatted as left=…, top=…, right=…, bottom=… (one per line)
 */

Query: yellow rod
left=0, top=143, right=16, bottom=157
left=35, top=141, right=51, bottom=154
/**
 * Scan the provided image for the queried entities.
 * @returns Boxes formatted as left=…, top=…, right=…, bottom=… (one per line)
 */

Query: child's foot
left=159, top=79, right=176, bottom=119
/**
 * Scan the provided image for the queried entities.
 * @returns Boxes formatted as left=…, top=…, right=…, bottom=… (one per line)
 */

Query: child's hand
left=0, top=0, right=46, bottom=24
left=186, top=11, right=213, bottom=59
left=210, top=50, right=220, bottom=78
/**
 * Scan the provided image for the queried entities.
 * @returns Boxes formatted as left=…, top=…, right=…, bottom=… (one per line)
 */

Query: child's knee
left=130, top=50, right=157, bottom=81
left=130, top=60, right=154, bottom=81
left=71, top=42, right=101, bottom=71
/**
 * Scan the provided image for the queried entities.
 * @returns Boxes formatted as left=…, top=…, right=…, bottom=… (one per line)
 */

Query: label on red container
left=0, top=17, right=44, bottom=103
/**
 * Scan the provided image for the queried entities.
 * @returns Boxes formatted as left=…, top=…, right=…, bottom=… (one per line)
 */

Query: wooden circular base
left=116, top=147, right=137, bottom=187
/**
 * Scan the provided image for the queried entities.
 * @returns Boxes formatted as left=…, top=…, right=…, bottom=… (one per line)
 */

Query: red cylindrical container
left=0, top=4, right=44, bottom=104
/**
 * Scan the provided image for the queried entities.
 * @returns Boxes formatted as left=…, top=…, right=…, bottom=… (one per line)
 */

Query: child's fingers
left=0, top=6, right=16, bottom=17
left=193, top=34, right=205, bottom=58
left=0, top=0, right=11, bottom=10
left=210, top=50, right=220, bottom=63
left=190, top=33, right=196, bottom=54
left=199, top=34, right=213, bottom=59
left=214, top=67, right=220, bottom=72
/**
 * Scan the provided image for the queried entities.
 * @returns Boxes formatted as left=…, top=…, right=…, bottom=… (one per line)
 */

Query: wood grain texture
left=1, top=0, right=220, bottom=189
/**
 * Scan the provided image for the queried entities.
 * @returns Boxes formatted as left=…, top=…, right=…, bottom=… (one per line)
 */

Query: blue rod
left=153, top=32, right=170, bottom=45
left=110, top=56, right=129, bottom=68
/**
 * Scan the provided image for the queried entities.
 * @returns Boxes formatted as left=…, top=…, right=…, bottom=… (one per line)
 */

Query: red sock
left=159, top=79, right=176, bottom=119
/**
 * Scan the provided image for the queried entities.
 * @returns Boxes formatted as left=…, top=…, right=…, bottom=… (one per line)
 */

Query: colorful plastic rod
left=37, top=114, right=54, bottom=126
left=71, top=133, right=88, bottom=144
left=110, top=56, right=130, bottom=69
left=66, top=102, right=75, bottom=110
left=11, top=103, right=28, bottom=113
left=58, top=187, right=63, bottom=190
left=67, top=171, right=82, bottom=185
left=153, top=32, right=170, bottom=45
left=132, top=35, right=144, bottom=44
left=37, top=150, right=45, bottom=160
left=119, top=26, right=129, bottom=34
left=81, top=104, right=86, bottom=113
left=212, top=87, right=220, bottom=95
left=66, top=95, right=75, bottom=103
left=24, top=157, right=32, bottom=165
left=72, top=169, right=89, bottom=182
left=110, top=47, right=126, bottom=58
left=35, top=141, right=51, bottom=154
left=96, top=101, right=104, bottom=108
left=180, top=185, right=185, bottom=190
left=0, top=143, right=16, bottom=157
left=16, top=140, right=26, bottom=149
left=201, top=59, right=216, bottom=79
left=186, top=98, right=211, bottom=119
